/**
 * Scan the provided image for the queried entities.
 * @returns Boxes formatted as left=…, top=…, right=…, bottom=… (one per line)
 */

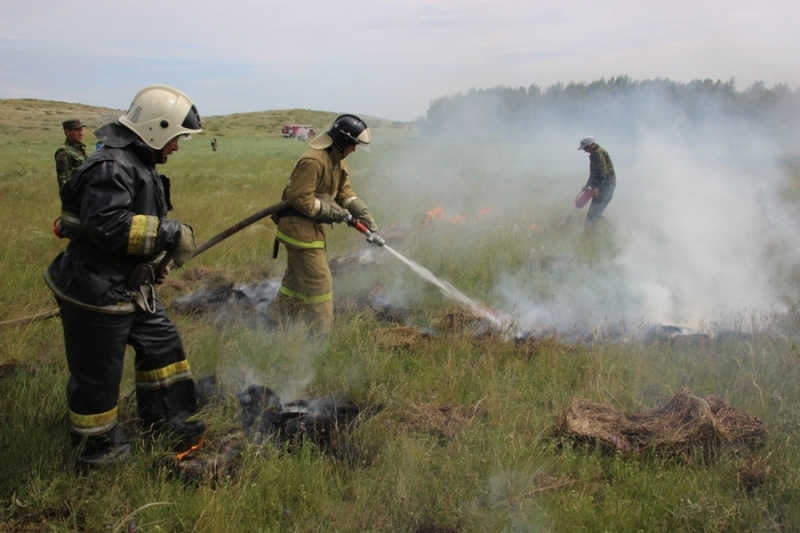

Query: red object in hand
left=575, top=189, right=594, bottom=209
left=52, top=216, right=64, bottom=238
left=351, top=219, right=370, bottom=234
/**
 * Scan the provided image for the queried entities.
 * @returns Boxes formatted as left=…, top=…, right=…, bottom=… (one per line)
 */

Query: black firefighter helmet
left=310, top=114, right=371, bottom=152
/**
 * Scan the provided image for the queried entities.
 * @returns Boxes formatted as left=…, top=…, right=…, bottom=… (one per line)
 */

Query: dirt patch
left=398, top=401, right=488, bottom=442
left=437, top=305, right=497, bottom=336
left=556, top=390, right=767, bottom=459
left=737, top=454, right=771, bottom=492
left=0, top=359, right=26, bottom=379
left=514, top=332, right=583, bottom=358
left=375, top=326, right=435, bottom=350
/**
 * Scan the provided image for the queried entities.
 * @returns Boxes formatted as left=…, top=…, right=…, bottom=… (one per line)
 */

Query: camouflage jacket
left=55, top=138, right=88, bottom=192
left=587, top=144, right=616, bottom=189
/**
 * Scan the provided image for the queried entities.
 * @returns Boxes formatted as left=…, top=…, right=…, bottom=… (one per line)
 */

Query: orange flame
left=423, top=205, right=494, bottom=225
left=176, top=437, right=205, bottom=461
left=423, top=206, right=445, bottom=224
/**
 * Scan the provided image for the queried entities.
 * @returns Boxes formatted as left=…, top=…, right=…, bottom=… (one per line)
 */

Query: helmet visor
left=182, top=105, right=202, bottom=131
left=355, top=128, right=371, bottom=152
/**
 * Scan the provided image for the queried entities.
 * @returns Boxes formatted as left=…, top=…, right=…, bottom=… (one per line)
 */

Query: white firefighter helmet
left=119, top=85, right=202, bottom=149
left=309, top=114, right=371, bottom=152
left=578, top=136, right=595, bottom=150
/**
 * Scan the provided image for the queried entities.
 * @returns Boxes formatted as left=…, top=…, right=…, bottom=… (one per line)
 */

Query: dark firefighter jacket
left=587, top=144, right=616, bottom=189
left=45, top=122, right=183, bottom=313
left=275, top=147, right=357, bottom=250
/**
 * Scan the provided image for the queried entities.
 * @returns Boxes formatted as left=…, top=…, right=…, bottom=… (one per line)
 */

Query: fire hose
left=154, top=200, right=290, bottom=274
left=1, top=200, right=387, bottom=328
left=0, top=200, right=289, bottom=328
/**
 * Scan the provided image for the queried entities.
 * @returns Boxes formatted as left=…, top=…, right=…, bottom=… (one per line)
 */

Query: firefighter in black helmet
left=268, top=114, right=377, bottom=332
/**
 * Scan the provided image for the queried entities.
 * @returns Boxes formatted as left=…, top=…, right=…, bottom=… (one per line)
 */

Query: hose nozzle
left=344, top=213, right=385, bottom=247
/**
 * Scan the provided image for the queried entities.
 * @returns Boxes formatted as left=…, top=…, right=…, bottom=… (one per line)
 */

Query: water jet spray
left=344, top=213, right=505, bottom=328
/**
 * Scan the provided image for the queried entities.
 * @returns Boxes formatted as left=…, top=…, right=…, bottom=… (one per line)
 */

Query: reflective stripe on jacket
left=46, top=122, right=182, bottom=309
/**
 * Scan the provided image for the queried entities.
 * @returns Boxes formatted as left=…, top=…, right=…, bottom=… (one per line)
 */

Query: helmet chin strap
left=154, top=148, right=167, bottom=164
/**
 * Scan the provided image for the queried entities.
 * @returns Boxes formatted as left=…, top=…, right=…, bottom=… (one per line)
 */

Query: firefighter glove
left=347, top=197, right=378, bottom=232
left=173, top=223, right=196, bottom=268
left=315, top=202, right=347, bottom=224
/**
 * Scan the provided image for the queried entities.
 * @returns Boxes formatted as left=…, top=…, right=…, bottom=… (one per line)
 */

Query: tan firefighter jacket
left=275, top=147, right=357, bottom=250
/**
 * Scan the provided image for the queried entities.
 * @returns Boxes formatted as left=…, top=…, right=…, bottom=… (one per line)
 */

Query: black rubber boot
left=161, top=417, right=206, bottom=441
left=73, top=425, right=130, bottom=471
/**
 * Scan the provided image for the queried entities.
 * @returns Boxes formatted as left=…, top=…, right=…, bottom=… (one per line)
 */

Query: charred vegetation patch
left=169, top=379, right=382, bottom=484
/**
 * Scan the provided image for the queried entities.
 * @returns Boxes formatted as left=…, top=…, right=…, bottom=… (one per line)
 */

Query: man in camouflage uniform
left=45, top=86, right=204, bottom=468
left=267, top=114, right=376, bottom=332
left=55, top=119, right=89, bottom=193
left=578, top=136, right=616, bottom=226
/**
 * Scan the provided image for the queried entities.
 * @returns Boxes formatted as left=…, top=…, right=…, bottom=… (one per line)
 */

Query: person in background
left=45, top=85, right=205, bottom=468
left=211, top=138, right=218, bottom=151
left=55, top=119, right=88, bottom=193
left=267, top=114, right=377, bottom=333
left=578, top=136, right=616, bottom=226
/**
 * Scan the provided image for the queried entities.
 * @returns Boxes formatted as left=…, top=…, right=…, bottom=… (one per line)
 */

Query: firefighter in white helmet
left=45, top=85, right=205, bottom=468
left=267, top=114, right=376, bottom=332
left=578, top=135, right=616, bottom=226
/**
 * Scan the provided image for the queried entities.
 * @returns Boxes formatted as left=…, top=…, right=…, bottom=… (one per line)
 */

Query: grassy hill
left=0, top=99, right=123, bottom=140
left=0, top=99, right=413, bottom=142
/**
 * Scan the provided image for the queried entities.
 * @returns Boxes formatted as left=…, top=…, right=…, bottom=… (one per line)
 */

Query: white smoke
left=357, top=88, right=800, bottom=334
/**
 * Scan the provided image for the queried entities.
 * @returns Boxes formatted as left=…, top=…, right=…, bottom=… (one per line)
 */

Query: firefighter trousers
left=57, top=297, right=199, bottom=448
left=267, top=245, right=333, bottom=332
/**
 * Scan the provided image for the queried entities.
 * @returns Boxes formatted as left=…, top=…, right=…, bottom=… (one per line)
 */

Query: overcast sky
left=1, top=0, right=798, bottom=121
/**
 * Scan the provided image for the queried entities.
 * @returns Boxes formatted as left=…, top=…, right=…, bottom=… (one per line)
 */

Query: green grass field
left=2, top=99, right=800, bottom=532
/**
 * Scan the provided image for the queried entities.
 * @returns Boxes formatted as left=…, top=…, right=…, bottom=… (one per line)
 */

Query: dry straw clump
left=374, top=326, right=435, bottom=350
left=397, top=400, right=488, bottom=442
left=556, top=389, right=768, bottom=459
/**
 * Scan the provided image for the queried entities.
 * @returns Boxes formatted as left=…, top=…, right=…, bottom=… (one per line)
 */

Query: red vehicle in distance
left=281, top=124, right=316, bottom=139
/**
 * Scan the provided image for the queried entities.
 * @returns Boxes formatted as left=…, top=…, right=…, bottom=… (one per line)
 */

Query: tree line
left=421, top=75, right=800, bottom=137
